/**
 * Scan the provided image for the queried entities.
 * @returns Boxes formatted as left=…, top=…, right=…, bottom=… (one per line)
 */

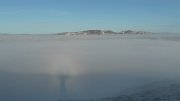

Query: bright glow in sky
left=0, top=0, right=180, bottom=34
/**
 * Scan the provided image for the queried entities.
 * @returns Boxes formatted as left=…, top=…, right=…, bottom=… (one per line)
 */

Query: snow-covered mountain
left=119, top=30, right=152, bottom=35
left=56, top=30, right=152, bottom=35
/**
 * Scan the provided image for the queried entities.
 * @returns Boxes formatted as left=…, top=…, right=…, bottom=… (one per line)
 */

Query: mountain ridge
left=56, top=30, right=153, bottom=35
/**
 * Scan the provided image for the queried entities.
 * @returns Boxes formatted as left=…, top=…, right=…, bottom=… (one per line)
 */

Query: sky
left=0, top=0, right=180, bottom=34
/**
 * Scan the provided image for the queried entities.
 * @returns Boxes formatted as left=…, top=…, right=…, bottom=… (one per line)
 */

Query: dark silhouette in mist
left=59, top=74, right=68, bottom=101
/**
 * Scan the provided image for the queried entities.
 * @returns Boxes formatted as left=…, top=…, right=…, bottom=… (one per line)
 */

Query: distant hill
left=56, top=30, right=153, bottom=35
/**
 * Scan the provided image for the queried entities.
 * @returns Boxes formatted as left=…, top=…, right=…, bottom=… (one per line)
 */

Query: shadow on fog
left=0, top=35, right=180, bottom=101
left=0, top=70, right=158, bottom=101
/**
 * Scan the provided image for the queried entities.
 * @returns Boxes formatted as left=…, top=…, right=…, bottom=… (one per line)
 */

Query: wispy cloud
left=149, top=24, right=180, bottom=28
left=0, top=8, right=71, bottom=16
left=130, top=24, right=180, bottom=28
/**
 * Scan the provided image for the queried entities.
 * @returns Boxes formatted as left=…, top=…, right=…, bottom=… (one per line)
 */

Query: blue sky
left=0, top=0, right=180, bottom=34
